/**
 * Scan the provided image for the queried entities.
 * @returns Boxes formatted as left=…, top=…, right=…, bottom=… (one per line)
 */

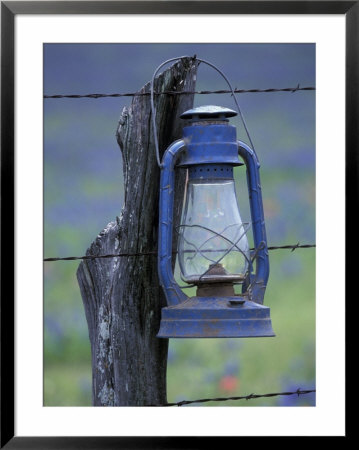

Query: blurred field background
left=44, top=43, right=315, bottom=406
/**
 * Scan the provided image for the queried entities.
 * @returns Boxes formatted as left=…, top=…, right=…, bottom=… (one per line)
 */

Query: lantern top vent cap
left=180, top=105, right=238, bottom=121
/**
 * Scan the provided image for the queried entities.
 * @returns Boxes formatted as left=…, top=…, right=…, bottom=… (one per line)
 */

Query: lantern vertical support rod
left=238, top=141, right=269, bottom=304
left=158, top=139, right=188, bottom=306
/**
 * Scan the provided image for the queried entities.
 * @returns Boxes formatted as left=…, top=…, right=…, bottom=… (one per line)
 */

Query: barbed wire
left=43, top=243, right=315, bottom=262
left=43, top=84, right=315, bottom=99
left=155, top=388, right=316, bottom=407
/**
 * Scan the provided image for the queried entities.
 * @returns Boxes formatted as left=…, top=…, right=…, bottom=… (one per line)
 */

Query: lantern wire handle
left=150, top=56, right=257, bottom=168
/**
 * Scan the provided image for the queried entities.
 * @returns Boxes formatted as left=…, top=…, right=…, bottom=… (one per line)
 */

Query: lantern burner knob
left=180, top=105, right=238, bottom=122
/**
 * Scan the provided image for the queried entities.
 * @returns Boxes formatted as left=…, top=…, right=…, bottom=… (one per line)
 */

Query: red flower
left=219, top=375, right=239, bottom=392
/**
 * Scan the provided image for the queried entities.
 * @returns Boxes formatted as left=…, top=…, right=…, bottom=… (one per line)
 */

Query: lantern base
left=157, top=297, right=275, bottom=338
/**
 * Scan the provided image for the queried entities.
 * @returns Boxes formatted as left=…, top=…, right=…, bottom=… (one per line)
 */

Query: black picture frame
left=1, top=1, right=353, bottom=447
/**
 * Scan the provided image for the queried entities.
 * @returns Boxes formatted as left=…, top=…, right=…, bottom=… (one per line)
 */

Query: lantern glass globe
left=178, top=177, right=250, bottom=284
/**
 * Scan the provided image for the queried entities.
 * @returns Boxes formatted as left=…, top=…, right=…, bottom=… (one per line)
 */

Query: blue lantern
left=157, top=105, right=275, bottom=339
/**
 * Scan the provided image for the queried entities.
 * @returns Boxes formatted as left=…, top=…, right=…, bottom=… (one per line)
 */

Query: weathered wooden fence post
left=77, top=57, right=198, bottom=406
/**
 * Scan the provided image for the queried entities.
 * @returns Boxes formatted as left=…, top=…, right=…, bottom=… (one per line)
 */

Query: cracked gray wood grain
left=77, top=58, right=198, bottom=406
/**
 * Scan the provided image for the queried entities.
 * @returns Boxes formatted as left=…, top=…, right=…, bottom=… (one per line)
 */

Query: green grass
left=44, top=364, right=92, bottom=406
